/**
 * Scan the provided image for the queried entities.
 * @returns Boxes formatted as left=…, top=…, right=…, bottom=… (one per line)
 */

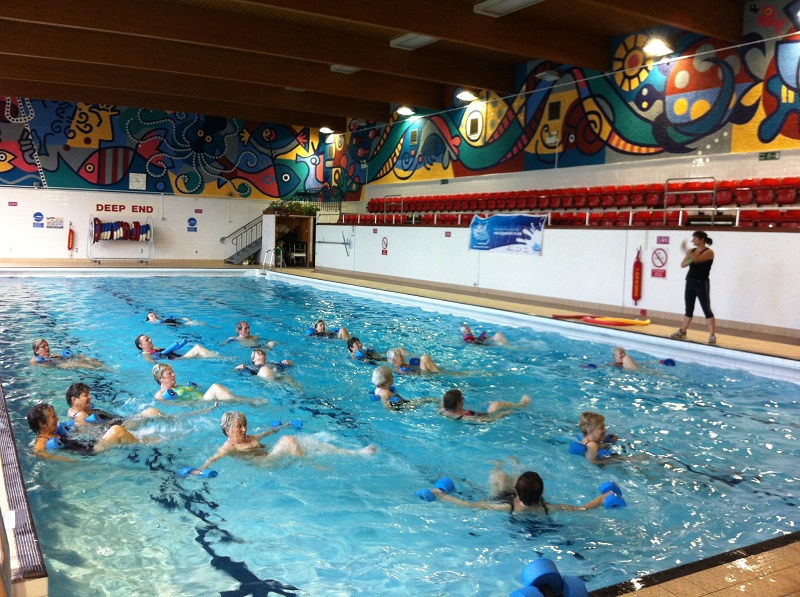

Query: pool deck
left=1, top=259, right=798, bottom=596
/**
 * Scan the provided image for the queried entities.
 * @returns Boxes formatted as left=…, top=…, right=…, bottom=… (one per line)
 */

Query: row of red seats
left=366, top=178, right=800, bottom=214
left=341, top=214, right=409, bottom=225
left=341, top=209, right=800, bottom=228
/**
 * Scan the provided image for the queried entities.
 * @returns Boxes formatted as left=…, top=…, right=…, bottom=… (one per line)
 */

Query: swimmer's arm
left=196, top=444, right=234, bottom=471
left=32, top=441, right=76, bottom=462
left=253, top=423, right=291, bottom=440
left=432, top=490, right=511, bottom=512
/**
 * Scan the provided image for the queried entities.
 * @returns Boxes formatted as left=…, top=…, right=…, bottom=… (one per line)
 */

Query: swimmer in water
left=438, top=389, right=530, bottom=422
left=29, top=338, right=106, bottom=370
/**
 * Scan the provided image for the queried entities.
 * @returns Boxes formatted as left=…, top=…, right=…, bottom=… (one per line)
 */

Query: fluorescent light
left=643, top=38, right=672, bottom=56
left=456, top=90, right=478, bottom=101
left=390, top=32, right=439, bottom=50
left=285, top=87, right=305, bottom=92
left=330, top=64, right=361, bottom=74
left=397, top=106, right=415, bottom=116
left=473, top=0, right=545, bottom=18
left=319, top=127, right=333, bottom=134
left=535, top=70, right=559, bottom=82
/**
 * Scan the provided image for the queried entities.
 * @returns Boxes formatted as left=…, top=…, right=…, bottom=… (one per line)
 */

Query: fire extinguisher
left=67, top=222, right=75, bottom=252
left=632, top=246, right=643, bottom=305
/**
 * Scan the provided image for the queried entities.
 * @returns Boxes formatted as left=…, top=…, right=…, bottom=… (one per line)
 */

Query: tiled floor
left=2, top=259, right=799, bottom=595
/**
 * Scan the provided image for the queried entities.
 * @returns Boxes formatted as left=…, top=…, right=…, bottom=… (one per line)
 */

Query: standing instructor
left=671, top=230, right=716, bottom=344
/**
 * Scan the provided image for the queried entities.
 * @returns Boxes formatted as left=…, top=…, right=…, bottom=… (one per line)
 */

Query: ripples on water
left=0, top=275, right=797, bottom=596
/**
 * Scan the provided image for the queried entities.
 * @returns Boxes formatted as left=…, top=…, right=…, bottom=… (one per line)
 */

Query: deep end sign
left=96, top=203, right=153, bottom=213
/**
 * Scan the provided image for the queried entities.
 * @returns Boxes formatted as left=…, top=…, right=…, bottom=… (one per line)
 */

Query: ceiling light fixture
left=643, top=38, right=672, bottom=57
left=473, top=0, right=545, bottom=18
left=397, top=106, right=415, bottom=116
left=319, top=127, right=334, bottom=134
left=390, top=32, right=439, bottom=50
left=534, top=70, right=560, bottom=82
left=456, top=90, right=478, bottom=101
left=330, top=64, right=361, bottom=74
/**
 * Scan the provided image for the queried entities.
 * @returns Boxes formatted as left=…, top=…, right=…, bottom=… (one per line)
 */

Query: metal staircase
left=221, top=216, right=262, bottom=264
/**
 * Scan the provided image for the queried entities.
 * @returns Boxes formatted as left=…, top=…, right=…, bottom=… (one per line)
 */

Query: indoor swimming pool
left=0, top=272, right=797, bottom=596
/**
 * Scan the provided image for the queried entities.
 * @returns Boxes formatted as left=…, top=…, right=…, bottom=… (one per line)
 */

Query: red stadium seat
left=560, top=188, right=575, bottom=209
left=776, top=177, right=800, bottom=205
left=714, top=180, right=737, bottom=206
left=628, top=184, right=647, bottom=208
left=644, top=183, right=664, bottom=207
left=734, top=178, right=758, bottom=206
left=738, top=209, right=758, bottom=227
left=586, top=187, right=601, bottom=208
left=780, top=209, right=800, bottom=227
left=573, top=187, right=588, bottom=209
left=756, top=209, right=782, bottom=227
left=587, top=212, right=602, bottom=226
left=693, top=181, right=715, bottom=207
left=631, top=211, right=652, bottom=226
left=599, top=186, right=615, bottom=208
left=614, top=185, right=631, bottom=208
left=755, top=178, right=779, bottom=205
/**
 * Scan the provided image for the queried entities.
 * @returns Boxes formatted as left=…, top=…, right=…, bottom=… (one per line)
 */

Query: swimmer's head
left=314, top=319, right=326, bottom=333
left=250, top=348, right=266, bottom=363
left=32, top=338, right=50, bottom=356
left=372, top=365, right=393, bottom=388
left=578, top=411, right=605, bottom=436
left=347, top=337, right=362, bottom=353
left=146, top=311, right=159, bottom=323
left=386, top=347, right=409, bottom=365
left=515, top=471, right=544, bottom=507
left=612, top=346, right=626, bottom=362
left=220, top=411, right=246, bottom=436
left=442, top=389, right=464, bottom=412
left=135, top=334, right=152, bottom=350
left=65, top=382, right=91, bottom=408
left=27, top=403, right=55, bottom=433
left=236, top=321, right=250, bottom=336
left=459, top=324, right=472, bottom=335
left=152, top=363, right=174, bottom=384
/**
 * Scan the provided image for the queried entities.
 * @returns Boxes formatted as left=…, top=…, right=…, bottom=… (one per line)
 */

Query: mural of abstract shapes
left=67, top=103, right=119, bottom=148
left=760, top=1, right=800, bottom=143
left=612, top=34, right=656, bottom=92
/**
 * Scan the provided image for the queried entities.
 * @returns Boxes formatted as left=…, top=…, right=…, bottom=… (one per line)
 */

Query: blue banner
left=468, top=214, right=546, bottom=255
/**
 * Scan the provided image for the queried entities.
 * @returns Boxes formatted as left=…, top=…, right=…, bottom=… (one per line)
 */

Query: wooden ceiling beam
left=0, top=55, right=390, bottom=121
left=253, top=0, right=609, bottom=71
left=0, top=78, right=347, bottom=130
left=0, top=0, right=515, bottom=92
left=576, top=0, right=742, bottom=43
left=0, top=20, right=447, bottom=111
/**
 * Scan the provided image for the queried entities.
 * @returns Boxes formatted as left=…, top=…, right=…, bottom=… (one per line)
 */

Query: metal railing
left=220, top=216, right=262, bottom=253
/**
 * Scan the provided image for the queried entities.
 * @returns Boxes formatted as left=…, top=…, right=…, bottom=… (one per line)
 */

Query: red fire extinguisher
left=632, top=247, right=643, bottom=305
left=67, top=222, right=75, bottom=252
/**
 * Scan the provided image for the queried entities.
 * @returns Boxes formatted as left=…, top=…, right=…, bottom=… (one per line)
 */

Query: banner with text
left=468, top=214, right=546, bottom=255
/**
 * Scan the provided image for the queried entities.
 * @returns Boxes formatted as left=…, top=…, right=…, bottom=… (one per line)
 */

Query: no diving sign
left=651, top=247, right=668, bottom=277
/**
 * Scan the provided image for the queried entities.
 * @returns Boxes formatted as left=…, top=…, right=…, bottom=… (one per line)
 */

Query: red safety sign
left=651, top=248, right=668, bottom=268
left=381, top=237, right=388, bottom=255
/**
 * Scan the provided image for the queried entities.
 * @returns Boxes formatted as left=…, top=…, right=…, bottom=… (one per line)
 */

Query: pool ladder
left=260, top=248, right=284, bottom=274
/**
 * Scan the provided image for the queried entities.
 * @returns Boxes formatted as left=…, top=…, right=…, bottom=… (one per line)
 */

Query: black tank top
left=686, top=248, right=713, bottom=281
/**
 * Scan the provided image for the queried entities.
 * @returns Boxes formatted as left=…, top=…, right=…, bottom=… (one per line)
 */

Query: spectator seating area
left=339, top=178, right=800, bottom=229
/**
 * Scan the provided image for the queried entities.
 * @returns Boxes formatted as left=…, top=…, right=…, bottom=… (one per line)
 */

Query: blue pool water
left=0, top=272, right=798, bottom=596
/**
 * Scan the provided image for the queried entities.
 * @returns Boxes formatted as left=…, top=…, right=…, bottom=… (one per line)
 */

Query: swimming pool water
left=0, top=273, right=798, bottom=596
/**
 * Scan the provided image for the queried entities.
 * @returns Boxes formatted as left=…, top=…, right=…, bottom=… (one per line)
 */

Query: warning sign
left=651, top=248, right=668, bottom=268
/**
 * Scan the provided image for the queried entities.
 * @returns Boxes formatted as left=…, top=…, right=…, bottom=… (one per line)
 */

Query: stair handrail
left=220, top=216, right=262, bottom=244
left=221, top=216, right=263, bottom=258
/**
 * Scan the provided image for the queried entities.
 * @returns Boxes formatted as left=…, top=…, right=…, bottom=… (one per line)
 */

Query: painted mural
left=331, top=0, right=800, bottom=200
left=1, top=0, right=799, bottom=202
left=0, top=99, right=328, bottom=199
